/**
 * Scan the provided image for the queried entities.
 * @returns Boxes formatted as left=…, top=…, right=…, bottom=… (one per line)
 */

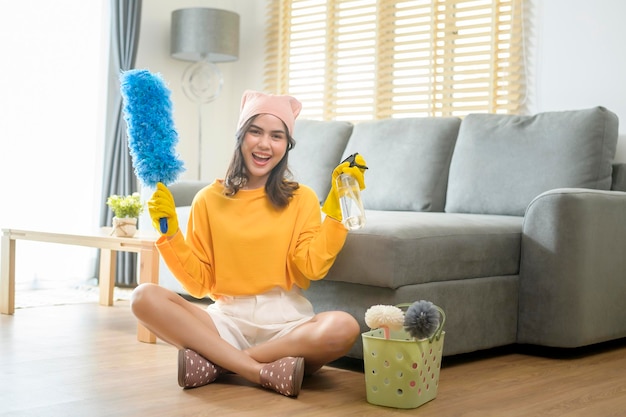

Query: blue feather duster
left=120, top=69, right=185, bottom=233
left=120, top=69, right=185, bottom=187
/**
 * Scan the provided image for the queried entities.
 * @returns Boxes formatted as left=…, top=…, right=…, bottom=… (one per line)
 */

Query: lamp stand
left=181, top=59, right=223, bottom=180
left=196, top=102, right=203, bottom=180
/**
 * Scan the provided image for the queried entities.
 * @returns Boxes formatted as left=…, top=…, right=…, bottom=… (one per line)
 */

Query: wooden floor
left=2, top=301, right=626, bottom=417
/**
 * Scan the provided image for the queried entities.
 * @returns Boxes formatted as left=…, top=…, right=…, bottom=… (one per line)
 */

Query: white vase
left=112, top=217, right=138, bottom=237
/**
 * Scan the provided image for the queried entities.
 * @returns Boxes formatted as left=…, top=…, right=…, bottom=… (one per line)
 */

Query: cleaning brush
left=120, top=69, right=185, bottom=233
left=365, top=304, right=405, bottom=339
left=403, top=300, right=442, bottom=340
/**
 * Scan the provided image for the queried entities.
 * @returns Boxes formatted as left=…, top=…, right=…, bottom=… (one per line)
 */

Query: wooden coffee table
left=1, top=227, right=160, bottom=343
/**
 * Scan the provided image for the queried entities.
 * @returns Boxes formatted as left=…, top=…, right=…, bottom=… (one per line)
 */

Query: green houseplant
left=106, top=192, right=144, bottom=237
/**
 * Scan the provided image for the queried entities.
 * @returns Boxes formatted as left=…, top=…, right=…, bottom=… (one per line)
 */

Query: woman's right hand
left=148, top=182, right=179, bottom=236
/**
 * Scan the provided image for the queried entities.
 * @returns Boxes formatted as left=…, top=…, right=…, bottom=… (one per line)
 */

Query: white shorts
left=205, top=287, right=315, bottom=350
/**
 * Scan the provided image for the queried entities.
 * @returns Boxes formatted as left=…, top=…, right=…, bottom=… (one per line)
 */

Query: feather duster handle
left=402, top=300, right=446, bottom=342
left=120, top=69, right=185, bottom=234
left=365, top=305, right=405, bottom=339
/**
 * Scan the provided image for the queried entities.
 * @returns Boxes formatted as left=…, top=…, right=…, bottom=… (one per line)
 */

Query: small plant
left=106, top=192, right=144, bottom=218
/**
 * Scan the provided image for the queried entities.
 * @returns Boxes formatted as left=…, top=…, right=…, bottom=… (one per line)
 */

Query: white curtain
left=0, top=1, right=108, bottom=290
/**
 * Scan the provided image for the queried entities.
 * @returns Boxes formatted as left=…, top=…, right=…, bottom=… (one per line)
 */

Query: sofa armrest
left=138, top=180, right=208, bottom=232
left=518, top=188, right=626, bottom=347
left=169, top=181, right=210, bottom=207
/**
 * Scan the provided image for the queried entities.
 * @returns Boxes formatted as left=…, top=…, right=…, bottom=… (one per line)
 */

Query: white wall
left=529, top=0, right=626, bottom=162
left=135, top=0, right=269, bottom=183
left=136, top=0, right=626, bottom=178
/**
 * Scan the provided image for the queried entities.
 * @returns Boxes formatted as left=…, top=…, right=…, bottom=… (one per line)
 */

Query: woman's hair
left=223, top=115, right=299, bottom=209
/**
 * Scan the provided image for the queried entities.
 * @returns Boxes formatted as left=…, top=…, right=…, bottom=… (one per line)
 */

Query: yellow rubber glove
left=147, top=182, right=179, bottom=237
left=322, top=153, right=368, bottom=222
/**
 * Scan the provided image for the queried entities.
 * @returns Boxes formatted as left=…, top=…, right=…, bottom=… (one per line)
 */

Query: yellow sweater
left=156, top=180, right=348, bottom=300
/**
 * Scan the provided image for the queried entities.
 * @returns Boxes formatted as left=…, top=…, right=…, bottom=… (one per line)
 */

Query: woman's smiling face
left=240, top=113, right=289, bottom=190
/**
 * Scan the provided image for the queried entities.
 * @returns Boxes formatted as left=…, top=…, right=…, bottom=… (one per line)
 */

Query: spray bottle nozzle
left=342, top=153, right=368, bottom=170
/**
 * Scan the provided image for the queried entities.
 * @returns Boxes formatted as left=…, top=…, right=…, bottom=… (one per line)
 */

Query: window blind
left=264, top=0, right=525, bottom=121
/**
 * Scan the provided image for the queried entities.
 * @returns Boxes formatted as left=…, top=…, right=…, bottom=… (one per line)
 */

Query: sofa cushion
left=342, top=117, right=461, bottom=212
left=445, top=106, right=619, bottom=216
left=290, top=119, right=354, bottom=203
left=325, top=210, right=523, bottom=289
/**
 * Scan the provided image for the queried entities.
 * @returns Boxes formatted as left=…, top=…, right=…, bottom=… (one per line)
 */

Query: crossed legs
left=130, top=283, right=360, bottom=390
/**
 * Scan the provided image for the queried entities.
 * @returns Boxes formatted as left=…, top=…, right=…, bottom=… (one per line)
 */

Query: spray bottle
left=337, top=153, right=368, bottom=230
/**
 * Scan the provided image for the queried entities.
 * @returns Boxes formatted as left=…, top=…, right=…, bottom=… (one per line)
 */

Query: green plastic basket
left=362, top=305, right=445, bottom=409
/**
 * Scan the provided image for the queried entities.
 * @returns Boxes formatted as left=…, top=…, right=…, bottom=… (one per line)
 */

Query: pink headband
left=236, top=90, right=302, bottom=136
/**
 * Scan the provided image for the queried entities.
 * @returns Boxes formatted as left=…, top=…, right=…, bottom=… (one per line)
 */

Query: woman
left=131, top=90, right=367, bottom=398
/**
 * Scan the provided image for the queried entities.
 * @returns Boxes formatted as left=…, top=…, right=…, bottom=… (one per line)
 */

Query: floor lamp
left=170, top=7, right=240, bottom=180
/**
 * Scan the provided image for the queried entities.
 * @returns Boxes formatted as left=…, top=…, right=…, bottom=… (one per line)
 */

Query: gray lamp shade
left=171, top=8, right=240, bottom=62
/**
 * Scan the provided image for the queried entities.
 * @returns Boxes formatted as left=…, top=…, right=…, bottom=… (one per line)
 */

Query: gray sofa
left=147, top=106, right=626, bottom=359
